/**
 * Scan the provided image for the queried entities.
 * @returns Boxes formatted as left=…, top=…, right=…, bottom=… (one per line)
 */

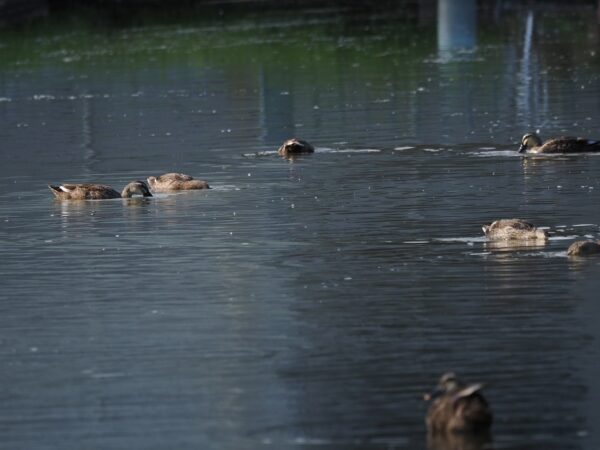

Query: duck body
left=519, top=133, right=600, bottom=154
left=567, top=240, right=600, bottom=256
left=146, top=173, right=209, bottom=192
left=277, top=138, right=315, bottom=156
left=425, top=373, right=493, bottom=434
left=48, top=181, right=152, bottom=200
left=482, top=219, right=547, bottom=241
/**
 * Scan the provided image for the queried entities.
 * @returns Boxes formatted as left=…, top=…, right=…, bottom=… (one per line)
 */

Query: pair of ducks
left=482, top=218, right=600, bottom=256
left=283, top=133, right=600, bottom=155
left=48, top=139, right=313, bottom=200
left=48, top=173, right=209, bottom=200
left=281, top=134, right=600, bottom=155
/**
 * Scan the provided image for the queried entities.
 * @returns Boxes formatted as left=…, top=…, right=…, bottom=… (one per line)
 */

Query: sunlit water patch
left=242, top=147, right=382, bottom=158
left=470, top=149, right=520, bottom=158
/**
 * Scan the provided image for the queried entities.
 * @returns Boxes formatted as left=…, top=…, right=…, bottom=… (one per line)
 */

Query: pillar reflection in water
left=438, top=0, right=476, bottom=53
left=517, top=10, right=536, bottom=124
left=259, top=66, right=294, bottom=148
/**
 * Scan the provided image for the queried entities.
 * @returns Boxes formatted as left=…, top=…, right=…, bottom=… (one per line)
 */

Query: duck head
left=122, top=181, right=153, bottom=198
left=519, top=133, right=542, bottom=153
left=438, top=372, right=461, bottom=393
left=424, top=372, right=462, bottom=401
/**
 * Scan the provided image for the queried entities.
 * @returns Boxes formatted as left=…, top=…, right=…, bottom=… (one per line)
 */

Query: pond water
left=2, top=3, right=600, bottom=449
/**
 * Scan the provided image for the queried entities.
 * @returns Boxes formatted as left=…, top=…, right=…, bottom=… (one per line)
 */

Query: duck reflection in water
left=53, top=189, right=153, bottom=228
left=427, top=432, right=492, bottom=450
left=483, top=238, right=548, bottom=252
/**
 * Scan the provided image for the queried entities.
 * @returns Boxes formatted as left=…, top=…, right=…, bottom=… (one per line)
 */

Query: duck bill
left=518, top=144, right=527, bottom=153
left=423, top=387, right=444, bottom=401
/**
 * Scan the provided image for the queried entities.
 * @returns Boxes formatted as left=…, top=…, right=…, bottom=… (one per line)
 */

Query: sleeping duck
left=48, top=181, right=152, bottom=200
left=482, top=219, right=547, bottom=241
left=518, top=133, right=600, bottom=154
left=424, top=372, right=493, bottom=434
left=146, top=173, right=209, bottom=192
left=567, top=240, right=600, bottom=257
left=277, top=138, right=315, bottom=156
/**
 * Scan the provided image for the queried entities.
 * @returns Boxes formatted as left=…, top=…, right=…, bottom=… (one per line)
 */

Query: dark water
left=2, top=3, right=600, bottom=449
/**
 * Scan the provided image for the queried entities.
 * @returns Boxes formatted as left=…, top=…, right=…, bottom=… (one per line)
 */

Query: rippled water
left=2, top=4, right=600, bottom=449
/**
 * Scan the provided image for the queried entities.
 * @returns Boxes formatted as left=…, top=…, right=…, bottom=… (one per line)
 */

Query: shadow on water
left=2, top=1, right=600, bottom=449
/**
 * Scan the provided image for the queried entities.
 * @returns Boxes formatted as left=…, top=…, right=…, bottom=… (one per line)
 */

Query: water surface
left=2, top=4, right=600, bottom=449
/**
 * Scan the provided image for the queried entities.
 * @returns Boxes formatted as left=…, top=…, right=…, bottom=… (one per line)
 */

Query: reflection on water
left=482, top=239, right=549, bottom=252
left=2, top=3, right=600, bottom=450
left=438, top=0, right=476, bottom=54
left=427, top=432, right=491, bottom=450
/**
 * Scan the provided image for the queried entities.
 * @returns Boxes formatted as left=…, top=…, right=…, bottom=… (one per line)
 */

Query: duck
left=482, top=219, right=548, bottom=241
left=277, top=138, right=315, bottom=156
left=424, top=372, right=493, bottom=434
left=518, top=133, right=600, bottom=154
left=146, top=173, right=209, bottom=192
left=567, top=240, right=600, bottom=256
left=48, top=180, right=152, bottom=200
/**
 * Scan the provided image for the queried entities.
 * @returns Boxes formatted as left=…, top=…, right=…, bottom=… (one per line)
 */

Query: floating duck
left=518, top=133, right=600, bottom=154
left=482, top=219, right=547, bottom=241
left=424, top=372, right=493, bottom=434
left=146, top=173, right=209, bottom=192
left=567, top=240, right=600, bottom=256
left=48, top=181, right=152, bottom=200
left=277, top=138, right=315, bottom=156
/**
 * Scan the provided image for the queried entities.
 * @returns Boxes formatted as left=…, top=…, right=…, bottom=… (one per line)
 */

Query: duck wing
left=52, top=183, right=112, bottom=193
left=490, top=219, right=535, bottom=231
left=453, top=383, right=485, bottom=400
left=543, top=137, right=600, bottom=153
left=78, top=183, right=113, bottom=190
left=508, top=219, right=536, bottom=231
left=575, top=138, right=600, bottom=152
left=82, top=184, right=121, bottom=199
left=48, top=183, right=120, bottom=199
left=156, top=173, right=194, bottom=182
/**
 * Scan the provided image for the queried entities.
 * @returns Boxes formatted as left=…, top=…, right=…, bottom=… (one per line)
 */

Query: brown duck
left=424, top=373, right=493, bottom=434
left=567, top=240, right=600, bottom=257
left=48, top=181, right=152, bottom=200
left=482, top=219, right=547, bottom=241
left=277, top=138, right=315, bottom=156
left=146, top=173, right=209, bottom=192
left=518, top=133, right=600, bottom=154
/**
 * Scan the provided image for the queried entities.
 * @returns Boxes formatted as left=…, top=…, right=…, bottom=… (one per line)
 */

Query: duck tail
left=48, top=185, right=62, bottom=197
